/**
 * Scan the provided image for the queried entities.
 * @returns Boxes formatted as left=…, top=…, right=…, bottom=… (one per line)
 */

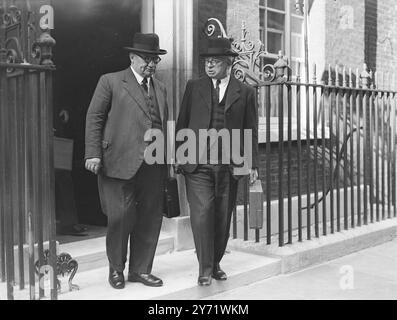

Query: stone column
left=151, top=0, right=198, bottom=250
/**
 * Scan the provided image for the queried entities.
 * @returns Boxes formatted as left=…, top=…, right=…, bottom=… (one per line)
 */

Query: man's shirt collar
left=211, top=74, right=230, bottom=88
left=131, top=66, right=151, bottom=86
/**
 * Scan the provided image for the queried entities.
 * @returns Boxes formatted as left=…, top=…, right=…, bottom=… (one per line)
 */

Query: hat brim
left=200, top=51, right=239, bottom=57
left=123, top=47, right=167, bottom=55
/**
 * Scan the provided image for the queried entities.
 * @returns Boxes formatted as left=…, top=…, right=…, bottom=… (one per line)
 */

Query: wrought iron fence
left=231, top=49, right=397, bottom=247
left=0, top=0, right=57, bottom=300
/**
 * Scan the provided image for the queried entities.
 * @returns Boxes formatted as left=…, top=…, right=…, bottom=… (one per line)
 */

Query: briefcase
left=249, top=179, right=264, bottom=229
left=163, top=176, right=180, bottom=218
left=54, top=137, right=73, bottom=171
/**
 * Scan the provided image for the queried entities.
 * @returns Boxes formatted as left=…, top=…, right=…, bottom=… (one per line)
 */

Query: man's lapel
left=122, top=68, right=150, bottom=119
left=225, top=76, right=241, bottom=113
left=152, top=78, right=165, bottom=122
left=197, top=77, right=212, bottom=112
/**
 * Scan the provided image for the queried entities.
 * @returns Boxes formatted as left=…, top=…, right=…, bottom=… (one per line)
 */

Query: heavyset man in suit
left=176, top=38, right=259, bottom=286
left=85, top=33, right=169, bottom=289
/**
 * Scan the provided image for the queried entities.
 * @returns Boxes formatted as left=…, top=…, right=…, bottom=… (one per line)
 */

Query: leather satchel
left=249, top=179, right=264, bottom=229
left=163, top=107, right=180, bottom=218
left=163, top=167, right=180, bottom=218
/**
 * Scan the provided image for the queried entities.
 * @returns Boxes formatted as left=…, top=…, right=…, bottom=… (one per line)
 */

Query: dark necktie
left=141, top=77, right=149, bottom=95
left=215, top=79, right=221, bottom=102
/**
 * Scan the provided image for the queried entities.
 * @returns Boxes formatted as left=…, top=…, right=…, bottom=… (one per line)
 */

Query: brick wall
left=234, top=140, right=356, bottom=205
left=375, top=0, right=397, bottom=81
left=196, top=0, right=397, bottom=80
left=325, top=0, right=365, bottom=72
left=324, top=0, right=397, bottom=87
left=226, top=0, right=259, bottom=42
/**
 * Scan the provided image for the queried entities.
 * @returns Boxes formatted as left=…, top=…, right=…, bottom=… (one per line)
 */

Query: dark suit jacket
left=85, top=67, right=169, bottom=180
left=176, top=75, right=258, bottom=174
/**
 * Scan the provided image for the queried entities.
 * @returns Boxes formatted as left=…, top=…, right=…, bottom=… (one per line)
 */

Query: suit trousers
left=185, top=165, right=238, bottom=277
left=97, top=162, right=166, bottom=273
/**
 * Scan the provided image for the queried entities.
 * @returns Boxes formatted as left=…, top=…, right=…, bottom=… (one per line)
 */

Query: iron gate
left=0, top=0, right=57, bottom=300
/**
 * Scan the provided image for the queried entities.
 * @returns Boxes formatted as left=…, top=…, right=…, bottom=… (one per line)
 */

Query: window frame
left=258, top=0, right=307, bottom=143
left=259, top=0, right=304, bottom=77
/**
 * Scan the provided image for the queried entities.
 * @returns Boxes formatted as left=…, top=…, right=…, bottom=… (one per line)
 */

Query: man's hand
left=173, top=163, right=183, bottom=175
left=249, top=168, right=259, bottom=185
left=85, top=158, right=102, bottom=175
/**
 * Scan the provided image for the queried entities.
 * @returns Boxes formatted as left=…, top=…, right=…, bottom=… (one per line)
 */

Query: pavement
left=207, top=237, right=397, bottom=300
left=1, top=233, right=397, bottom=300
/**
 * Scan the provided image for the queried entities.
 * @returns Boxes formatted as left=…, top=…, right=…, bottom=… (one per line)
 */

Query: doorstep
left=58, top=248, right=281, bottom=300
left=59, top=231, right=175, bottom=273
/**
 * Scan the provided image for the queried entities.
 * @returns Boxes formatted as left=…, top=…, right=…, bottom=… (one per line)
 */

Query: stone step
left=59, top=232, right=175, bottom=273
left=57, top=248, right=281, bottom=300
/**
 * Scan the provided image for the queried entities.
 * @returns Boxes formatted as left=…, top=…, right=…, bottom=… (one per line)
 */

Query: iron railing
left=214, top=18, right=397, bottom=247
left=233, top=58, right=397, bottom=246
left=0, top=0, right=57, bottom=300
left=0, top=61, right=57, bottom=301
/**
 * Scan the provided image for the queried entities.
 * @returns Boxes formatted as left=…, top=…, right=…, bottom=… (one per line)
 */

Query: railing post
left=0, top=46, right=7, bottom=284
left=274, top=51, right=289, bottom=82
left=274, top=51, right=288, bottom=246
left=360, top=64, right=371, bottom=225
left=0, top=45, right=15, bottom=300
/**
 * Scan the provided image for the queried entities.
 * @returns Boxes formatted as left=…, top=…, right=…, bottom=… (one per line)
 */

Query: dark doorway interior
left=52, top=0, right=141, bottom=230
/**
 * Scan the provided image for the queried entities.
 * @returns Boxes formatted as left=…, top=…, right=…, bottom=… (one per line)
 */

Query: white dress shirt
left=211, top=74, right=231, bottom=102
left=131, top=66, right=151, bottom=92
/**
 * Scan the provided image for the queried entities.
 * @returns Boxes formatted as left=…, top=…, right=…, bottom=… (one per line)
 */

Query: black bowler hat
left=124, top=33, right=167, bottom=55
left=200, top=38, right=238, bottom=57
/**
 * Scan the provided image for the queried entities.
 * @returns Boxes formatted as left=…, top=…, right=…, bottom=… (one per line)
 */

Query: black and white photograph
left=0, top=0, right=397, bottom=307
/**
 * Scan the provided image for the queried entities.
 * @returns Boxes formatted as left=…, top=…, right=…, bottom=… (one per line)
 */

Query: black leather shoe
left=128, top=272, right=163, bottom=287
left=108, top=268, right=125, bottom=289
left=197, top=276, right=212, bottom=286
left=212, top=265, right=227, bottom=281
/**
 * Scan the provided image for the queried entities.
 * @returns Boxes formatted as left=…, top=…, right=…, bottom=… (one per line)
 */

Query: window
left=259, top=0, right=304, bottom=76
left=258, top=1, right=305, bottom=142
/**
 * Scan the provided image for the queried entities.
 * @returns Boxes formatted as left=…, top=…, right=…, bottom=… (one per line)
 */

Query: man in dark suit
left=85, top=33, right=168, bottom=289
left=176, top=38, right=259, bottom=286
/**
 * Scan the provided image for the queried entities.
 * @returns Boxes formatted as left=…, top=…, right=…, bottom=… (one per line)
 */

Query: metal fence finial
left=328, top=64, right=332, bottom=85
left=335, top=65, right=340, bottom=86
left=35, top=32, right=56, bottom=66
left=274, top=51, right=289, bottom=80
left=296, top=61, right=301, bottom=82
left=361, top=63, right=371, bottom=89
left=343, top=66, right=347, bottom=87
left=312, top=63, right=317, bottom=84
left=241, top=20, right=247, bottom=43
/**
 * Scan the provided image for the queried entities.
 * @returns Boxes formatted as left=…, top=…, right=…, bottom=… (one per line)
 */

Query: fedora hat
left=200, top=38, right=238, bottom=57
left=124, top=33, right=167, bottom=55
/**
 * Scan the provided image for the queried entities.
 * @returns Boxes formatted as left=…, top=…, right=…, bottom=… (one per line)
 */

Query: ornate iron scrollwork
left=205, top=18, right=229, bottom=39
left=34, top=31, right=56, bottom=65
left=231, top=21, right=281, bottom=86
left=205, top=19, right=288, bottom=86
left=5, top=3, right=21, bottom=26
left=0, top=0, right=55, bottom=68
left=35, top=249, right=80, bottom=294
